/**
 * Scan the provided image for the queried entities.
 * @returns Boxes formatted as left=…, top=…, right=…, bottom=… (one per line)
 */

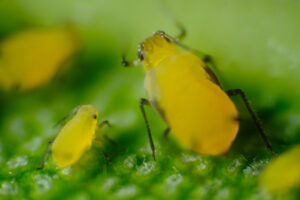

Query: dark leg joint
left=102, top=150, right=111, bottom=163
left=140, top=98, right=150, bottom=106
left=121, top=55, right=139, bottom=67
left=121, top=56, right=130, bottom=67
left=103, top=134, right=117, bottom=145
left=227, top=88, right=274, bottom=154
left=99, top=120, right=111, bottom=129
left=203, top=55, right=212, bottom=63
left=139, top=98, right=156, bottom=161
left=102, top=120, right=111, bottom=127
left=164, top=127, right=170, bottom=138
left=174, top=20, right=186, bottom=42
left=36, top=139, right=54, bottom=170
left=227, top=88, right=243, bottom=97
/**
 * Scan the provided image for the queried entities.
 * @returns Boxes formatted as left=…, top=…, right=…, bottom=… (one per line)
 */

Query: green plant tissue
left=0, top=0, right=299, bottom=199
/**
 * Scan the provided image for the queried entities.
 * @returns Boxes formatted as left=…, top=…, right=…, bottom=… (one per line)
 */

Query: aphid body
left=0, top=27, right=79, bottom=91
left=51, top=105, right=98, bottom=168
left=140, top=32, right=239, bottom=155
left=260, top=145, right=300, bottom=193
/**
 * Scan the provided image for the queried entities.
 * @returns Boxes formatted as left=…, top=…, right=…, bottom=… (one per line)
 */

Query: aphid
left=37, top=105, right=112, bottom=169
left=122, top=29, right=273, bottom=160
left=260, top=145, right=300, bottom=194
left=0, top=26, right=79, bottom=91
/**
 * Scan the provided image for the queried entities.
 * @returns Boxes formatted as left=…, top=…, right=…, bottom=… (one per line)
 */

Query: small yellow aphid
left=0, top=27, right=79, bottom=91
left=38, top=105, right=111, bottom=169
left=260, top=145, right=300, bottom=193
left=122, top=30, right=273, bottom=159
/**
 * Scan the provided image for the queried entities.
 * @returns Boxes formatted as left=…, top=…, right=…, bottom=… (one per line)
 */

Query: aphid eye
left=93, top=115, right=97, bottom=119
left=138, top=51, right=144, bottom=60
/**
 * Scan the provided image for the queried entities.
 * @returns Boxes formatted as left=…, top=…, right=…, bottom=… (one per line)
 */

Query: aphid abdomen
left=51, top=138, right=90, bottom=168
left=260, top=145, right=300, bottom=193
left=144, top=69, right=168, bottom=122
left=51, top=110, right=96, bottom=168
left=51, top=149, right=76, bottom=168
left=149, top=53, right=239, bottom=155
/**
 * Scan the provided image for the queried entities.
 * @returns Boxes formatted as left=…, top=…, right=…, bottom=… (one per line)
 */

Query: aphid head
left=138, top=31, right=178, bottom=71
left=77, top=105, right=98, bottom=122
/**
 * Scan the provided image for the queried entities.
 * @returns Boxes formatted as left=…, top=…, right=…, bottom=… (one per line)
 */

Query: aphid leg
left=156, top=30, right=213, bottom=63
left=202, top=55, right=219, bottom=72
left=103, top=134, right=117, bottom=145
left=227, top=89, right=275, bottom=154
left=98, top=120, right=111, bottom=129
left=36, top=139, right=54, bottom=170
left=53, top=106, right=80, bottom=128
left=94, top=138, right=112, bottom=163
left=101, top=150, right=111, bottom=163
left=97, top=120, right=116, bottom=145
left=157, top=31, right=208, bottom=59
left=157, top=31, right=221, bottom=85
left=174, top=21, right=186, bottom=41
left=164, top=127, right=170, bottom=138
left=121, top=55, right=140, bottom=67
left=203, top=64, right=222, bottom=87
left=159, top=0, right=185, bottom=41
left=202, top=56, right=224, bottom=87
left=140, top=98, right=156, bottom=161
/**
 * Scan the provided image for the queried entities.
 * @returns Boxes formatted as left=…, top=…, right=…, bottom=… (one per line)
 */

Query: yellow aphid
left=142, top=33, right=238, bottom=155
left=51, top=105, right=98, bottom=168
left=123, top=31, right=272, bottom=159
left=260, top=145, right=300, bottom=193
left=0, top=27, right=79, bottom=91
left=37, top=105, right=111, bottom=169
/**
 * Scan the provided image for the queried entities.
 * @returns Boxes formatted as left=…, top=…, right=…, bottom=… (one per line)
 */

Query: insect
left=260, top=145, right=300, bottom=193
left=0, top=26, right=79, bottom=91
left=122, top=29, right=273, bottom=160
left=37, top=105, right=113, bottom=169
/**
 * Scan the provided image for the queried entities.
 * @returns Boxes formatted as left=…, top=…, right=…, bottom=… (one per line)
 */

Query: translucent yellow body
left=260, top=145, right=300, bottom=193
left=0, top=27, right=79, bottom=91
left=51, top=105, right=98, bottom=168
left=141, top=33, right=239, bottom=155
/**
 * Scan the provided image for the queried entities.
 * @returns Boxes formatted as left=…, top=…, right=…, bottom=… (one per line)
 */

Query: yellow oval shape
left=144, top=50, right=239, bottom=155
left=51, top=105, right=98, bottom=168
left=260, top=145, right=300, bottom=194
left=0, top=27, right=79, bottom=91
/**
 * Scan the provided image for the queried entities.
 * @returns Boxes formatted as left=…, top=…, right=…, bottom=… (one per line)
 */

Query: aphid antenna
left=159, top=0, right=186, bottom=41
left=121, top=54, right=140, bottom=67
left=53, top=106, right=80, bottom=128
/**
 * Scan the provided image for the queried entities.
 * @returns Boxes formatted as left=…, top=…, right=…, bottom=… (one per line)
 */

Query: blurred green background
left=0, top=0, right=299, bottom=199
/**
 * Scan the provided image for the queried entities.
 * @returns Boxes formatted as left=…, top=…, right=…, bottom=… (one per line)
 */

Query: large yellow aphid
left=122, top=30, right=273, bottom=159
left=260, top=145, right=300, bottom=194
left=37, top=105, right=112, bottom=169
left=0, top=27, right=79, bottom=91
